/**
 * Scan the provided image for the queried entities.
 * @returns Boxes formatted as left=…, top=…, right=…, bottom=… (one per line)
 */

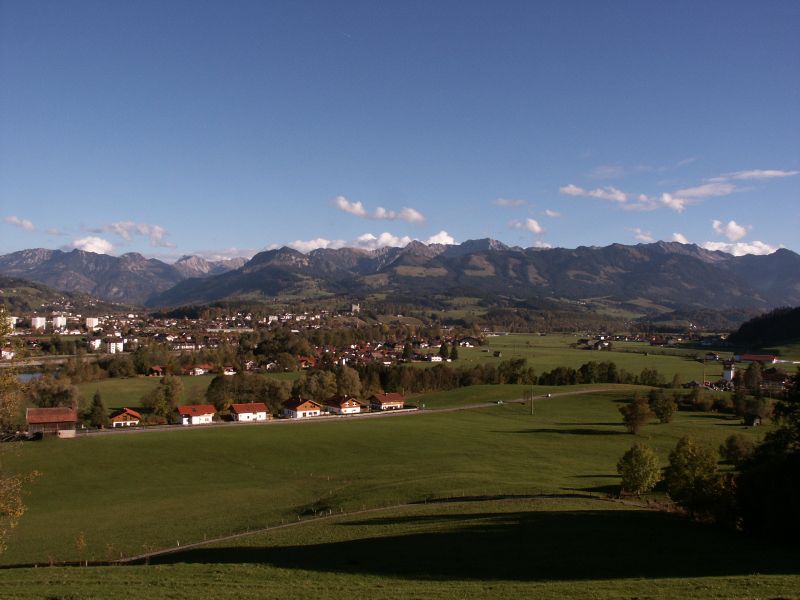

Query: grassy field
left=1, top=497, right=797, bottom=599
left=447, top=333, right=720, bottom=382
left=1, top=384, right=795, bottom=597
left=75, top=371, right=300, bottom=410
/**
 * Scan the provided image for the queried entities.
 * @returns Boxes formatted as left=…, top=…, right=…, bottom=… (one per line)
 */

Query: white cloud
left=658, top=193, right=687, bottom=213
left=70, top=236, right=114, bottom=254
left=494, top=198, right=526, bottom=207
left=334, top=196, right=425, bottom=223
left=426, top=230, right=455, bottom=245
left=726, top=169, right=799, bottom=180
left=352, top=232, right=413, bottom=250
left=374, top=206, right=426, bottom=223
left=288, top=237, right=347, bottom=253
left=674, top=182, right=736, bottom=199
left=712, top=219, right=748, bottom=242
left=672, top=233, right=690, bottom=244
left=100, top=221, right=175, bottom=248
left=334, top=196, right=367, bottom=217
left=510, top=218, right=545, bottom=234
left=3, top=215, right=34, bottom=231
left=286, top=230, right=456, bottom=253
left=630, top=228, right=654, bottom=243
left=532, top=240, right=553, bottom=249
left=543, top=209, right=561, bottom=218
left=588, top=165, right=625, bottom=179
left=559, top=184, right=627, bottom=203
left=560, top=184, right=586, bottom=197
left=701, top=240, right=779, bottom=256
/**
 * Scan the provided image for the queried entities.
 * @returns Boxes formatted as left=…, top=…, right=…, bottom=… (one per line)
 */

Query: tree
left=719, top=433, right=755, bottom=465
left=402, top=342, right=412, bottom=360
left=619, top=394, right=653, bottom=434
left=0, top=306, right=38, bottom=554
left=617, top=443, right=662, bottom=495
left=86, top=391, right=109, bottom=429
left=336, top=365, right=361, bottom=398
left=25, top=376, right=81, bottom=409
left=665, top=436, right=727, bottom=519
left=744, top=362, right=763, bottom=397
left=142, top=375, right=183, bottom=422
left=648, top=389, right=677, bottom=424
left=736, top=368, right=800, bottom=540
left=449, top=344, right=459, bottom=361
left=439, top=342, right=449, bottom=360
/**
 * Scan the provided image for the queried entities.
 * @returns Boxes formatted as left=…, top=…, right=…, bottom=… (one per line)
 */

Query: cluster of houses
left=23, top=392, right=407, bottom=438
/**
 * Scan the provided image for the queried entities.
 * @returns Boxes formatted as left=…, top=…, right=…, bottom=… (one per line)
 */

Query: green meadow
left=75, top=371, right=300, bottom=410
left=2, top=385, right=796, bottom=598
left=441, top=333, right=722, bottom=381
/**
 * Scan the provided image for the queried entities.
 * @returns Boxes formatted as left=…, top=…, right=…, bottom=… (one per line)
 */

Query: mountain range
left=1, top=241, right=799, bottom=312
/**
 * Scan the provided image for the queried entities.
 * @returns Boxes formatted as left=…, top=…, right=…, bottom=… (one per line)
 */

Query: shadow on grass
left=147, top=509, right=800, bottom=581
left=504, top=428, right=626, bottom=436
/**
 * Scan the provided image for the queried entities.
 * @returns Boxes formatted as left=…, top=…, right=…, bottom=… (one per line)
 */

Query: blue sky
left=1, top=0, right=798, bottom=260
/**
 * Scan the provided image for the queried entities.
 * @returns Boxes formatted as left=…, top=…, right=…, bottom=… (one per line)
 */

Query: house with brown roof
left=281, top=398, right=322, bottom=419
left=369, top=393, right=405, bottom=411
left=26, top=406, right=78, bottom=437
left=110, top=407, right=142, bottom=428
left=177, top=404, right=216, bottom=426
left=324, top=395, right=362, bottom=415
left=230, top=402, right=270, bottom=422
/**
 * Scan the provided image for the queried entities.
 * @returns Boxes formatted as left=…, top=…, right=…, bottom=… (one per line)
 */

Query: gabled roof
left=230, top=402, right=269, bottom=414
left=370, top=392, right=405, bottom=404
left=26, top=406, right=77, bottom=424
left=177, top=404, right=216, bottom=417
left=110, top=407, right=142, bottom=420
left=324, top=395, right=361, bottom=408
left=282, top=398, right=322, bottom=410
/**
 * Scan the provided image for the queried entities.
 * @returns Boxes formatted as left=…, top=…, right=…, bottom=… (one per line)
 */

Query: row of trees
left=616, top=371, right=800, bottom=541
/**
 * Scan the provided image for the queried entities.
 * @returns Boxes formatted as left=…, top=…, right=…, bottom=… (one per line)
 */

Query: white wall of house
left=235, top=411, right=268, bottom=421
left=191, top=414, right=213, bottom=425
left=328, top=405, right=361, bottom=415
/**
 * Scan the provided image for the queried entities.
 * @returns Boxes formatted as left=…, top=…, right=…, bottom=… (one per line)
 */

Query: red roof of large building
left=177, top=404, right=216, bottom=417
left=282, top=398, right=321, bottom=411
left=110, top=407, right=142, bottom=420
left=230, top=402, right=269, bottom=414
left=325, top=395, right=361, bottom=408
left=370, top=392, right=405, bottom=405
left=26, top=406, right=77, bottom=425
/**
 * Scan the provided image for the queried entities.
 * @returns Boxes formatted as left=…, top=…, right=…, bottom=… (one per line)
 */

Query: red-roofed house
left=26, top=406, right=78, bottom=437
left=177, top=404, right=216, bottom=425
left=110, top=407, right=142, bottom=428
left=324, top=395, right=362, bottom=415
left=281, top=398, right=322, bottom=419
left=369, top=393, right=405, bottom=411
left=230, top=402, right=270, bottom=422
left=735, top=354, right=779, bottom=364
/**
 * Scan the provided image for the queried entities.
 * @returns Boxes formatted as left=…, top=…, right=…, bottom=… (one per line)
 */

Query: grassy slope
left=2, top=387, right=766, bottom=565
left=2, top=384, right=795, bottom=598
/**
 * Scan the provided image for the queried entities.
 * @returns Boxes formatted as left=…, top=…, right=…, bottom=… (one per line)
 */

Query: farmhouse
left=735, top=354, right=779, bottom=364
left=369, top=392, right=405, bottom=411
left=325, top=395, right=362, bottom=415
left=230, top=402, right=270, bottom=422
left=281, top=398, right=322, bottom=419
left=177, top=404, right=216, bottom=426
left=26, top=406, right=78, bottom=437
left=109, top=407, right=142, bottom=427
